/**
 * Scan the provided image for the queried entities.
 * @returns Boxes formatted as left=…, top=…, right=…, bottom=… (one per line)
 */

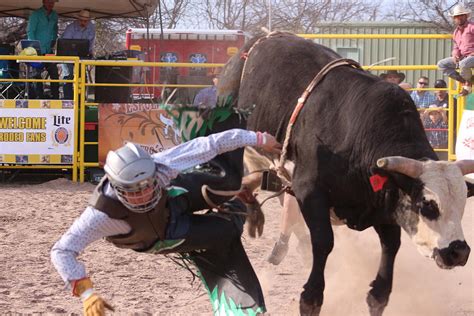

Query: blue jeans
left=438, top=56, right=474, bottom=83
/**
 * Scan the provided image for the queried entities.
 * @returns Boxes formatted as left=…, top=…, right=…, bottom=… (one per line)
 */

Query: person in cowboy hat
left=380, top=69, right=405, bottom=84
left=421, top=106, right=448, bottom=150
left=437, top=3, right=474, bottom=96
left=61, top=9, right=95, bottom=99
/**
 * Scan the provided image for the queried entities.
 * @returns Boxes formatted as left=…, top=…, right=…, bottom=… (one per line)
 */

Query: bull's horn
left=376, top=156, right=423, bottom=178
left=455, top=160, right=474, bottom=175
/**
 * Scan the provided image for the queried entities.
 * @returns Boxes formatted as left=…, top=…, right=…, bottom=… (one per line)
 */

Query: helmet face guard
left=113, top=176, right=162, bottom=213
left=104, top=143, right=161, bottom=213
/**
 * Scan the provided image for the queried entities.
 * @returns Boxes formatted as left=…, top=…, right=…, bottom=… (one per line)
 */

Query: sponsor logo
left=54, top=127, right=69, bottom=144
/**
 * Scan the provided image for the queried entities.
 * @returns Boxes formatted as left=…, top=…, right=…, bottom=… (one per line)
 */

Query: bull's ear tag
left=370, top=174, right=388, bottom=192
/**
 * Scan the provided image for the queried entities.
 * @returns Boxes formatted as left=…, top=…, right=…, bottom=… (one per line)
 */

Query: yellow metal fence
left=0, top=33, right=467, bottom=182
left=0, top=55, right=80, bottom=180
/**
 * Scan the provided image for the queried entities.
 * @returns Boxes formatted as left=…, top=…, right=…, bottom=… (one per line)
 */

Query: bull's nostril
left=437, top=241, right=471, bottom=268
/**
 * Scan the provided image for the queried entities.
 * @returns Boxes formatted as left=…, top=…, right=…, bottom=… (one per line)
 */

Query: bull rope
left=202, top=35, right=362, bottom=211
left=276, top=58, right=362, bottom=184
left=239, top=33, right=363, bottom=186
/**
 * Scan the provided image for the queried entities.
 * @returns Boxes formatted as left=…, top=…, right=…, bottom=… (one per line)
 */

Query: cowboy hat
left=450, top=4, right=471, bottom=17
left=380, top=70, right=405, bottom=82
left=19, top=47, right=37, bottom=56
left=76, top=10, right=91, bottom=20
left=426, top=106, right=445, bottom=115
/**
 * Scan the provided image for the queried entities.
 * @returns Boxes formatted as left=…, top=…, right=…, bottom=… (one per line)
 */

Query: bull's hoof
left=299, top=299, right=321, bottom=316
left=366, top=292, right=388, bottom=316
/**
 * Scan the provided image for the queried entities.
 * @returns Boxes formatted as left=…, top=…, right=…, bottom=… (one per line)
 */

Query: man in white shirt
left=61, top=9, right=95, bottom=100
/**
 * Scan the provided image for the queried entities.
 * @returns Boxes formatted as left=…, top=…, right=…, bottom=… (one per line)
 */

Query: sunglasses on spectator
left=418, top=81, right=429, bottom=85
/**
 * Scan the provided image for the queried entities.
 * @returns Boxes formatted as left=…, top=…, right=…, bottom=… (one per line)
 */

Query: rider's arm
left=153, top=129, right=266, bottom=180
left=51, top=205, right=130, bottom=289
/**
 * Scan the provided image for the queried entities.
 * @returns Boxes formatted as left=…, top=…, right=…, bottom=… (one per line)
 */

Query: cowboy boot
left=448, top=71, right=466, bottom=83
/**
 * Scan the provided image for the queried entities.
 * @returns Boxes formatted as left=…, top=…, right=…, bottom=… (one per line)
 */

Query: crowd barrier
left=0, top=33, right=466, bottom=182
left=0, top=55, right=80, bottom=180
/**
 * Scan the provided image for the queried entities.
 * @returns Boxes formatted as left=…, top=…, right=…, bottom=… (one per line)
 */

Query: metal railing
left=0, top=55, right=80, bottom=181
left=0, top=33, right=467, bottom=182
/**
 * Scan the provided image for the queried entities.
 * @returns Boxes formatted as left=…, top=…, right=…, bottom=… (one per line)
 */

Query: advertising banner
left=456, top=109, right=474, bottom=179
left=98, top=103, right=181, bottom=164
left=0, top=99, right=75, bottom=164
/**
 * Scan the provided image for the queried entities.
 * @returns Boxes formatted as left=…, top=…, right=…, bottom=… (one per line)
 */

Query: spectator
left=422, top=108, right=448, bottom=149
left=437, top=4, right=474, bottom=97
left=193, top=75, right=218, bottom=109
left=61, top=10, right=95, bottom=100
left=380, top=70, right=405, bottom=84
left=26, top=0, right=59, bottom=99
left=410, top=76, right=436, bottom=108
left=432, top=79, right=456, bottom=109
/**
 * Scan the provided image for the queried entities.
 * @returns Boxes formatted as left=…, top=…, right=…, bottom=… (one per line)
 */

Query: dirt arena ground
left=0, top=178, right=472, bottom=315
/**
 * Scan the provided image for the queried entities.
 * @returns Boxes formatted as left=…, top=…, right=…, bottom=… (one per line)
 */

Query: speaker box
left=95, top=66, right=132, bottom=103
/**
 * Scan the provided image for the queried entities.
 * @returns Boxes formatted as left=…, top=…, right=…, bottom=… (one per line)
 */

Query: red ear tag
left=370, top=174, right=388, bottom=192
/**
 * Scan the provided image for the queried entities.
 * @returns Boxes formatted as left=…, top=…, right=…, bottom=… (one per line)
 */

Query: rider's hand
left=256, top=132, right=282, bottom=154
left=83, top=293, right=114, bottom=316
left=72, top=278, right=114, bottom=316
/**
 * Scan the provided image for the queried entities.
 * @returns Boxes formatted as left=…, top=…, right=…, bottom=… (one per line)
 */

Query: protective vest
left=89, top=177, right=171, bottom=251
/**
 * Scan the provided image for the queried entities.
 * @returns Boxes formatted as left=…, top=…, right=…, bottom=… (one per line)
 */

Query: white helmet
left=450, top=4, right=471, bottom=17
left=104, top=143, right=161, bottom=213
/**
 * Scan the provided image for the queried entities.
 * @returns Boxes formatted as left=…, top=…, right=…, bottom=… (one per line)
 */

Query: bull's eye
left=419, top=198, right=440, bottom=220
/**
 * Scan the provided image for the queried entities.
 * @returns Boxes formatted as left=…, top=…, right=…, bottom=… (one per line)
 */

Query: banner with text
left=0, top=99, right=75, bottom=164
left=98, top=103, right=181, bottom=164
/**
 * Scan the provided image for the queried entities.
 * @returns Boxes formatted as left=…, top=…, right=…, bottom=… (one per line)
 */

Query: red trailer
left=125, top=28, right=247, bottom=102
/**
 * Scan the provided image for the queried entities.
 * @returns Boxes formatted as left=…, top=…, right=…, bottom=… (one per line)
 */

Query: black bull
left=217, top=32, right=472, bottom=315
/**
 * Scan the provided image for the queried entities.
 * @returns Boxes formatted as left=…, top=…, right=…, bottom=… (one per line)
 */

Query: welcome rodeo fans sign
left=0, top=100, right=75, bottom=164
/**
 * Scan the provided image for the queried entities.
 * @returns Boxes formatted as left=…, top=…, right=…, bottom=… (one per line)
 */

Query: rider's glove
left=72, top=277, right=114, bottom=316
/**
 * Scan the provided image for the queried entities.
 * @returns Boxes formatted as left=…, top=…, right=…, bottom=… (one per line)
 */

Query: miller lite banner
left=98, top=103, right=181, bottom=164
left=0, top=99, right=75, bottom=164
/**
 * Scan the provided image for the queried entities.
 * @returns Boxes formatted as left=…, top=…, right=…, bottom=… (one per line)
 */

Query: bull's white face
left=394, top=161, right=469, bottom=268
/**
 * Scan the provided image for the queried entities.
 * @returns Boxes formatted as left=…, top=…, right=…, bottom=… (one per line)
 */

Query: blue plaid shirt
left=423, top=118, right=448, bottom=148
left=410, top=91, right=436, bottom=108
